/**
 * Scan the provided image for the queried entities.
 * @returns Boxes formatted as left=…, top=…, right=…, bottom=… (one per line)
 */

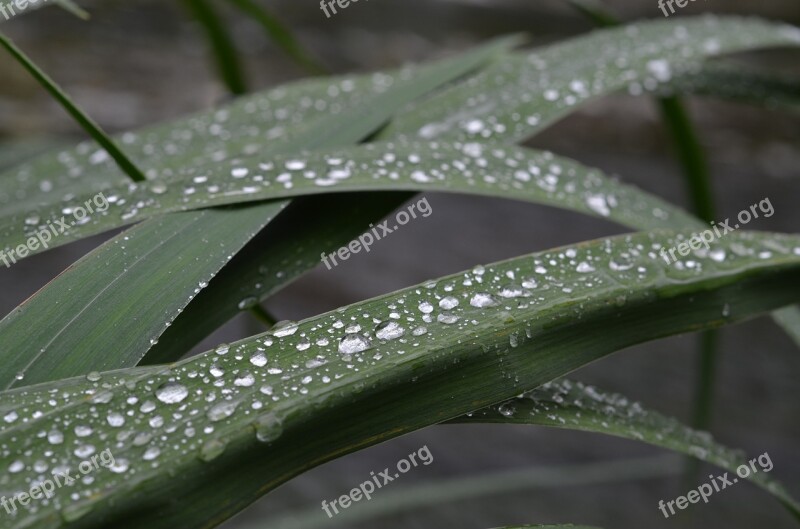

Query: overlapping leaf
left=0, top=230, right=799, bottom=528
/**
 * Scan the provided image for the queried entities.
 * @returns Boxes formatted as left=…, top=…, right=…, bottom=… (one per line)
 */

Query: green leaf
left=0, top=33, right=145, bottom=183
left=452, top=379, right=800, bottom=515
left=0, top=39, right=518, bottom=389
left=667, top=63, right=800, bottom=110
left=0, top=141, right=698, bottom=260
left=0, top=139, right=697, bottom=385
left=0, top=54, right=470, bottom=215
left=0, top=206, right=284, bottom=390
left=0, top=230, right=798, bottom=528
left=384, top=16, right=800, bottom=142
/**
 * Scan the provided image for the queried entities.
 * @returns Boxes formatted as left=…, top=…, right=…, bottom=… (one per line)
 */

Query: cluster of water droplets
left=0, top=224, right=797, bottom=523
left=388, top=17, right=800, bottom=145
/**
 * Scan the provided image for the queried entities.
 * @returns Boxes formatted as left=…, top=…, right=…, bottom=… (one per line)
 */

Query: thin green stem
left=226, top=0, right=327, bottom=75
left=249, top=304, right=276, bottom=329
left=182, top=0, right=248, bottom=95
left=657, top=96, right=716, bottom=223
left=0, top=33, right=146, bottom=183
left=55, top=0, right=90, bottom=20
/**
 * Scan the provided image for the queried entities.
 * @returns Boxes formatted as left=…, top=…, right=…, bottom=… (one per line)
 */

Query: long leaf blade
left=0, top=230, right=798, bottom=528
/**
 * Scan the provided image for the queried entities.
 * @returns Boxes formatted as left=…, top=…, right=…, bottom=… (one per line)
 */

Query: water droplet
left=375, top=321, right=405, bottom=340
left=437, top=312, right=460, bottom=324
left=338, top=333, right=372, bottom=354
left=470, top=292, right=498, bottom=308
left=418, top=301, right=434, bottom=314
left=234, top=372, right=255, bottom=387
left=108, top=458, right=130, bottom=473
left=155, top=382, right=189, bottom=404
left=74, top=425, right=93, bottom=437
left=254, top=413, right=283, bottom=443
left=207, top=400, right=239, bottom=422
left=272, top=321, right=298, bottom=337
left=237, top=297, right=258, bottom=310
left=250, top=351, right=268, bottom=367
left=586, top=194, right=611, bottom=216
left=439, top=296, right=459, bottom=309
left=498, top=284, right=524, bottom=298
left=200, top=438, right=227, bottom=462
left=107, top=412, right=125, bottom=427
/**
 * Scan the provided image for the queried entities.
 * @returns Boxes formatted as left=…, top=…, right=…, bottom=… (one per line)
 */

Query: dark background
left=0, top=1, right=799, bottom=527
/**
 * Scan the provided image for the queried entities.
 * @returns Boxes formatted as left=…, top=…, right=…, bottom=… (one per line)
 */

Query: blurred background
left=1, top=1, right=799, bottom=528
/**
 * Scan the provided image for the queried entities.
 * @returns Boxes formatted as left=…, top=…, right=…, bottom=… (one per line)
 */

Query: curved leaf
left=0, top=230, right=798, bottom=528
left=385, top=16, right=800, bottom=142
left=452, top=379, right=800, bottom=515
left=0, top=39, right=518, bottom=390
left=0, top=141, right=699, bottom=259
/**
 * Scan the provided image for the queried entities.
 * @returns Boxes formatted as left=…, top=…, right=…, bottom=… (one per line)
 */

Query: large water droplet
left=155, top=382, right=189, bottom=404
left=207, top=400, right=240, bottom=422
left=255, top=413, right=283, bottom=443
left=375, top=321, right=405, bottom=340
left=338, top=333, right=372, bottom=354
left=272, top=321, right=298, bottom=337
left=470, top=292, right=498, bottom=308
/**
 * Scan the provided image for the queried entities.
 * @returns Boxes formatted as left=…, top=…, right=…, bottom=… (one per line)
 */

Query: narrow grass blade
left=227, top=0, right=326, bottom=74
left=385, top=17, right=800, bottom=143
left=0, top=33, right=145, bottom=183
left=55, top=0, right=89, bottom=20
left=453, top=379, right=800, bottom=516
left=182, top=0, right=248, bottom=95
left=0, top=141, right=699, bottom=259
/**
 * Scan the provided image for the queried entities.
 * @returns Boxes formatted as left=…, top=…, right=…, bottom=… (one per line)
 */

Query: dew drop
left=470, top=292, right=498, bottom=308
left=338, top=333, right=372, bottom=354
left=207, top=400, right=239, bottom=422
left=375, top=321, right=405, bottom=340
left=155, top=382, right=189, bottom=404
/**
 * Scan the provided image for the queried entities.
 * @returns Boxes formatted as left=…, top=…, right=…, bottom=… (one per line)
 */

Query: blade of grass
left=453, top=379, right=800, bottom=519
left=1, top=230, right=799, bottom=528
left=182, top=0, right=248, bottom=95
left=0, top=33, right=145, bottom=183
left=227, top=0, right=326, bottom=74
left=55, top=0, right=89, bottom=20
